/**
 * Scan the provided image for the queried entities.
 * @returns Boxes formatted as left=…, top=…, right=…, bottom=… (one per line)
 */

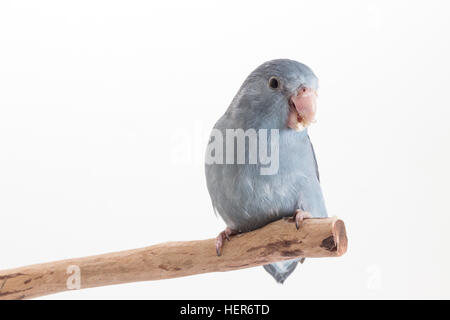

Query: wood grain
left=0, top=217, right=347, bottom=299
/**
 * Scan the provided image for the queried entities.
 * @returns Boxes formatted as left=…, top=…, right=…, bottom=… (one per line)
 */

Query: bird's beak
left=287, top=87, right=318, bottom=131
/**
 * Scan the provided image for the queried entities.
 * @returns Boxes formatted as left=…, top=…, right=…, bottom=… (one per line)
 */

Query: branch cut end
left=332, top=219, right=348, bottom=256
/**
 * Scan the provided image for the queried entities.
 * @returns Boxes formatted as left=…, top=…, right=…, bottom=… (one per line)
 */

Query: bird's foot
left=293, top=209, right=312, bottom=229
left=215, top=227, right=237, bottom=256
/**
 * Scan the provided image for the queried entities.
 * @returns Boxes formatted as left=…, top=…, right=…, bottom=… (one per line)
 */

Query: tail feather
left=263, top=258, right=305, bottom=284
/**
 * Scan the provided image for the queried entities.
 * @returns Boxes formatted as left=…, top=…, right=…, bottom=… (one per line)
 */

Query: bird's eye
left=268, top=77, right=280, bottom=90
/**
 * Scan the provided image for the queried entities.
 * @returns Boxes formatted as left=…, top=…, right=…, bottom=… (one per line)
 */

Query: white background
left=1, top=0, right=449, bottom=299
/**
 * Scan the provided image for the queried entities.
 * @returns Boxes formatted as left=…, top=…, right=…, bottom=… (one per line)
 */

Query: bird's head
left=232, top=59, right=318, bottom=131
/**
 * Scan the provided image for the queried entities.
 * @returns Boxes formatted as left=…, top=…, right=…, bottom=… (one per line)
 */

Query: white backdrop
left=1, top=0, right=450, bottom=299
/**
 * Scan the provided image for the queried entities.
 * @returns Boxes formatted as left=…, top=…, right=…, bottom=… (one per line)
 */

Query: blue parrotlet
left=205, top=59, right=327, bottom=283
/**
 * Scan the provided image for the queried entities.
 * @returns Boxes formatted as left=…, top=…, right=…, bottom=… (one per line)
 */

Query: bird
left=204, top=59, right=328, bottom=283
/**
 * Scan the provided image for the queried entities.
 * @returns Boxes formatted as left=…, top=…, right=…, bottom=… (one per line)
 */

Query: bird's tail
left=263, top=258, right=305, bottom=284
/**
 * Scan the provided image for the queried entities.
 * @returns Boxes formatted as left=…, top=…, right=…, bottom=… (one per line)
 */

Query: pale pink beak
left=287, top=87, right=318, bottom=131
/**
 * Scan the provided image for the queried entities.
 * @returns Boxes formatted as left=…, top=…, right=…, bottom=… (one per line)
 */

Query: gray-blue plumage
left=205, top=59, right=327, bottom=283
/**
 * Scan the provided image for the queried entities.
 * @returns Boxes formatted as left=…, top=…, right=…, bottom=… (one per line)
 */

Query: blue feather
left=205, top=59, right=327, bottom=283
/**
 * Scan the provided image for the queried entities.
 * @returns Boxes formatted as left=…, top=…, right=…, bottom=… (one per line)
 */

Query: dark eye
left=268, top=77, right=280, bottom=90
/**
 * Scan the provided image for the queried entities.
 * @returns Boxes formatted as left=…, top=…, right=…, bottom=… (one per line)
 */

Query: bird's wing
left=307, top=134, right=320, bottom=182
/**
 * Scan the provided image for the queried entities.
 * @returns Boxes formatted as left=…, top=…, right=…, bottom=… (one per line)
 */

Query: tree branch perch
left=0, top=217, right=347, bottom=299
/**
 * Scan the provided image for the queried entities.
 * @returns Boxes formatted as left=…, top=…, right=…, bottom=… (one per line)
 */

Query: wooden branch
left=0, top=217, right=347, bottom=300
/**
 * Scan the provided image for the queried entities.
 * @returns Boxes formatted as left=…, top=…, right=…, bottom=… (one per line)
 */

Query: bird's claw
left=215, top=227, right=237, bottom=256
left=294, top=210, right=312, bottom=229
